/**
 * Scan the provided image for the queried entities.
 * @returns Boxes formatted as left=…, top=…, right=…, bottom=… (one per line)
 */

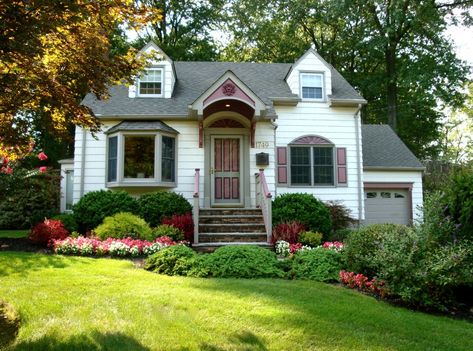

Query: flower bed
left=53, top=236, right=186, bottom=257
left=275, top=240, right=344, bottom=257
left=339, top=271, right=387, bottom=297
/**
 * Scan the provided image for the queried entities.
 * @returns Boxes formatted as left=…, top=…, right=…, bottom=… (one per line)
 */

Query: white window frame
left=289, top=145, right=336, bottom=187
left=106, top=131, right=177, bottom=188
left=137, top=68, right=164, bottom=97
left=300, top=72, right=325, bottom=101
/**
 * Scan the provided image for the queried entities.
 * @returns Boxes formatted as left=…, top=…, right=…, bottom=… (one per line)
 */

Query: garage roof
left=362, top=125, right=424, bottom=170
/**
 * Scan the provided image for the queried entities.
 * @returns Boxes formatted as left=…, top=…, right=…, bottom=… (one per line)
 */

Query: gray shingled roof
left=362, top=125, right=424, bottom=169
left=105, top=120, right=178, bottom=134
left=82, top=61, right=364, bottom=117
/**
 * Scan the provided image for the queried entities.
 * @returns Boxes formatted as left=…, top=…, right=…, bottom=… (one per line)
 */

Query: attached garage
left=361, top=125, right=424, bottom=225
left=364, top=186, right=411, bottom=225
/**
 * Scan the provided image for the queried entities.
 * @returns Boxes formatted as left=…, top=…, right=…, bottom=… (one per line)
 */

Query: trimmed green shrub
left=272, top=193, right=331, bottom=236
left=0, top=300, right=20, bottom=350
left=290, top=248, right=342, bottom=282
left=151, top=224, right=184, bottom=242
left=137, top=191, right=192, bottom=227
left=196, top=246, right=284, bottom=279
left=344, top=224, right=412, bottom=277
left=73, top=190, right=138, bottom=232
left=325, top=201, right=356, bottom=231
left=94, top=212, right=152, bottom=240
left=52, top=213, right=78, bottom=233
left=145, top=245, right=196, bottom=276
left=0, top=169, right=60, bottom=229
left=297, top=231, right=323, bottom=247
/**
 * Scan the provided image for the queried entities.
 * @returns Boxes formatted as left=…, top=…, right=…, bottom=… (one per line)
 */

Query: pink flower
left=39, top=166, right=47, bottom=173
left=38, top=152, right=48, bottom=161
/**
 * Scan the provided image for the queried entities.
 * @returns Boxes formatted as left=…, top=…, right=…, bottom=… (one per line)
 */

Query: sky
left=445, top=23, right=473, bottom=67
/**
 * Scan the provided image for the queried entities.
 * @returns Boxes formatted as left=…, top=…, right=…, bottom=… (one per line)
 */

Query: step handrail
left=255, top=169, right=272, bottom=243
left=193, top=168, right=200, bottom=244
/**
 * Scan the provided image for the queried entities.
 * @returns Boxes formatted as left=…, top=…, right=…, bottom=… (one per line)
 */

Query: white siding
left=363, top=170, right=424, bottom=222
left=274, top=104, right=363, bottom=220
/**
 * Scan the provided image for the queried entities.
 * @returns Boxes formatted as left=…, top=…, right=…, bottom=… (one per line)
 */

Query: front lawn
left=0, top=230, right=29, bottom=238
left=1, top=252, right=472, bottom=351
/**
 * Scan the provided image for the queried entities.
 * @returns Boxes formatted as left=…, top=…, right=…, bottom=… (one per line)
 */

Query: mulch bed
left=0, top=238, right=50, bottom=253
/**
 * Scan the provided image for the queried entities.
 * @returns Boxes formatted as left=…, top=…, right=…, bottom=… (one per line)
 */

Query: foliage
left=137, top=191, right=192, bottom=227
left=134, top=0, right=225, bottom=61
left=344, top=224, right=412, bottom=277
left=195, top=246, right=284, bottom=279
left=339, top=271, right=387, bottom=297
left=328, top=228, right=354, bottom=243
left=272, top=193, right=332, bottom=236
left=52, top=213, right=78, bottom=233
left=145, top=245, right=196, bottom=276
left=29, top=219, right=69, bottom=247
left=290, top=248, right=342, bottom=282
left=222, top=0, right=471, bottom=159
left=325, top=201, right=356, bottom=232
left=0, top=0, right=159, bottom=155
left=271, top=221, right=306, bottom=244
left=0, top=300, right=20, bottom=350
left=444, top=170, right=473, bottom=240
left=297, top=231, right=323, bottom=247
left=0, top=169, right=60, bottom=229
left=162, top=213, right=193, bottom=242
left=72, top=190, right=138, bottom=232
left=94, top=212, right=152, bottom=241
left=151, top=224, right=184, bottom=242
left=53, top=236, right=177, bottom=257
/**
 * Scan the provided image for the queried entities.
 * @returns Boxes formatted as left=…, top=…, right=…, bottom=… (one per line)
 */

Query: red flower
left=39, top=166, right=47, bottom=173
left=38, top=151, right=48, bottom=161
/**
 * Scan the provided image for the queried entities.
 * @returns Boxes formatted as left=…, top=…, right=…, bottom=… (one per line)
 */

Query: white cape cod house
left=59, top=42, right=424, bottom=246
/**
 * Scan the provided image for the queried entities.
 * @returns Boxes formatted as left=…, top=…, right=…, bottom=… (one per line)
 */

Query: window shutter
left=336, top=147, right=347, bottom=185
left=277, top=147, right=288, bottom=184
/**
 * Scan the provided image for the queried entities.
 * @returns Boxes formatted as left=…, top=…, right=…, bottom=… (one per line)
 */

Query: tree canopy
left=0, top=0, right=159, bottom=158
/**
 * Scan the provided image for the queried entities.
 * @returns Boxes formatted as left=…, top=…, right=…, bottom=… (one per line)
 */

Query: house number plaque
left=255, top=141, right=269, bottom=148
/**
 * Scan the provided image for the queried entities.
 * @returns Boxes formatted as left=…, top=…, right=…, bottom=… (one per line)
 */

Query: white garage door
left=364, top=189, right=410, bottom=225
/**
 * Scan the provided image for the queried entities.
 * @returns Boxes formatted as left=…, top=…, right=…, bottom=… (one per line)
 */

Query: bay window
left=106, top=132, right=176, bottom=186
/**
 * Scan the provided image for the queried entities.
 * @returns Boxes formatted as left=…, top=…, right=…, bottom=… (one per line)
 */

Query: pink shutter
left=336, top=147, right=347, bottom=186
left=277, top=147, right=288, bottom=184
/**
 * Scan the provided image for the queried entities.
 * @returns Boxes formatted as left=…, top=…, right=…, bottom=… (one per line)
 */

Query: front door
left=211, top=136, right=243, bottom=206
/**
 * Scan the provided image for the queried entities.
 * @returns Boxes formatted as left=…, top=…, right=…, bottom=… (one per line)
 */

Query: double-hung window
left=300, top=73, right=324, bottom=100
left=290, top=146, right=334, bottom=186
left=107, top=132, right=176, bottom=186
left=138, top=68, right=163, bottom=97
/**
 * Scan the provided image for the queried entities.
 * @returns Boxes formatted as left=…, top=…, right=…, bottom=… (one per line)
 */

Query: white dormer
left=128, top=41, right=176, bottom=99
left=286, top=48, right=332, bottom=102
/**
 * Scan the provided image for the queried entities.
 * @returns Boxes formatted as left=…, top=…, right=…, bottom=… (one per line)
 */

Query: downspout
left=270, top=118, right=278, bottom=198
left=79, top=128, right=86, bottom=197
left=354, top=104, right=363, bottom=228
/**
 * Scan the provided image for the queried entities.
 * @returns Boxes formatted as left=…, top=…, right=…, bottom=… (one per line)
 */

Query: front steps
left=194, top=208, right=271, bottom=251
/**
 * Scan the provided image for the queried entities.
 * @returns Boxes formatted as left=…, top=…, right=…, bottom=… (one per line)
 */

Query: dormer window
left=300, top=73, right=324, bottom=100
left=138, top=68, right=163, bottom=97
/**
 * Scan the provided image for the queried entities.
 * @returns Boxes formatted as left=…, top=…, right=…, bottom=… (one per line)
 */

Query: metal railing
left=255, top=169, right=272, bottom=243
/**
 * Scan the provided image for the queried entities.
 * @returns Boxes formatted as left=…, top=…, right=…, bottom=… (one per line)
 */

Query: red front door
left=211, top=136, right=242, bottom=205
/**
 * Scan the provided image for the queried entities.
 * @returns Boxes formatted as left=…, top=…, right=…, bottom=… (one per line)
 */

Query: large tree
left=133, top=0, right=225, bottom=61
left=0, top=0, right=159, bottom=158
left=222, top=0, right=472, bottom=159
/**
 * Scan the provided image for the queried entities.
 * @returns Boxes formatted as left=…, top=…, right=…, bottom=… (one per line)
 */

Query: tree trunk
left=386, top=46, right=398, bottom=131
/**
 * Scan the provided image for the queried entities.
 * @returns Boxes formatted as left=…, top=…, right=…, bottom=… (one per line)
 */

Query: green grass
left=0, top=252, right=472, bottom=351
left=0, top=230, right=29, bottom=238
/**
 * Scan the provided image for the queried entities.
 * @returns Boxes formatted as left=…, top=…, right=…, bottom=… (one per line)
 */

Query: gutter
left=80, top=128, right=86, bottom=197
left=354, top=104, right=363, bottom=228
left=363, top=166, right=426, bottom=172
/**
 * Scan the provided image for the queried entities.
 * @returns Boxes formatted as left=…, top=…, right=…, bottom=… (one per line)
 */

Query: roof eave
left=330, top=98, right=368, bottom=107
left=363, top=166, right=425, bottom=172
left=270, top=97, right=301, bottom=106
